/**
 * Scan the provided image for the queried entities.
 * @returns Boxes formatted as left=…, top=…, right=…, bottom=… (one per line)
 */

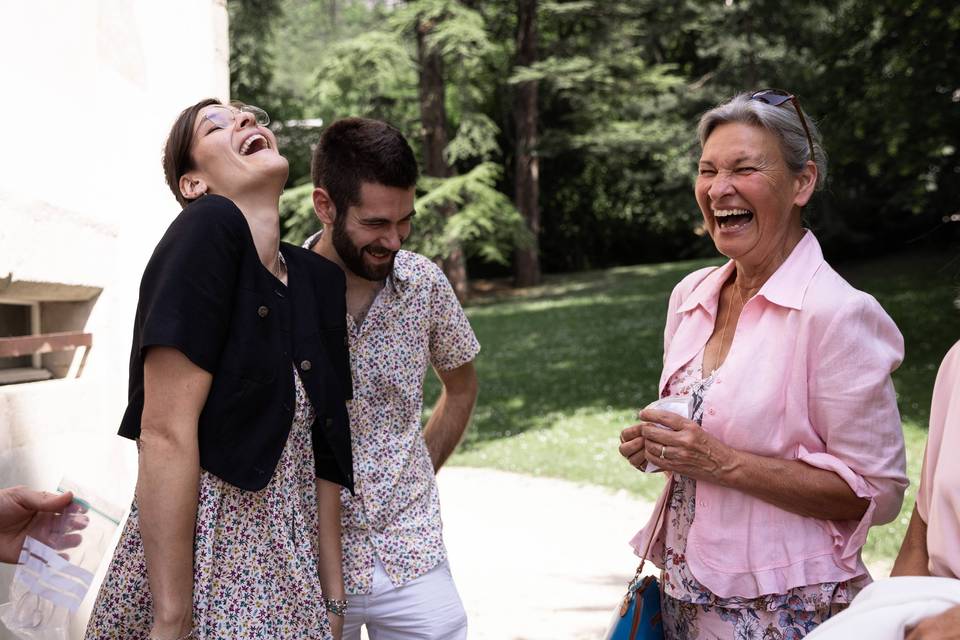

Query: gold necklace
left=271, top=251, right=286, bottom=281
left=711, top=282, right=746, bottom=374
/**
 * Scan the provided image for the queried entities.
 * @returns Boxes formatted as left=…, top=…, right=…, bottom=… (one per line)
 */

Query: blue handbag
left=604, top=477, right=671, bottom=640
left=605, top=573, right=664, bottom=640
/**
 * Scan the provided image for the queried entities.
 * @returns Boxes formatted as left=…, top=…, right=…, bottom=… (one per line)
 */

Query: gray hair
left=697, top=92, right=828, bottom=190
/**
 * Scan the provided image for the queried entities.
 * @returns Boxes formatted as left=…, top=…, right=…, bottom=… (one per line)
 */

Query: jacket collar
left=676, top=230, right=824, bottom=316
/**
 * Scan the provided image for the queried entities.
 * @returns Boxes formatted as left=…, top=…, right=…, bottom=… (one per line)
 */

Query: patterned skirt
left=84, top=372, right=333, bottom=640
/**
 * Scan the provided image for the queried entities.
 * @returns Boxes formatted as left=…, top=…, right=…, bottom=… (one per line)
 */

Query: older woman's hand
left=639, top=408, right=739, bottom=483
left=618, top=423, right=648, bottom=471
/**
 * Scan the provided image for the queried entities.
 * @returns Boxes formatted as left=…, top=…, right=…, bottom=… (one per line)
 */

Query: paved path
left=435, top=467, right=892, bottom=639
left=437, top=467, right=658, bottom=640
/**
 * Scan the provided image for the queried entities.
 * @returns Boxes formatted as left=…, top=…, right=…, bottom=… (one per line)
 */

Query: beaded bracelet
left=323, top=596, right=349, bottom=617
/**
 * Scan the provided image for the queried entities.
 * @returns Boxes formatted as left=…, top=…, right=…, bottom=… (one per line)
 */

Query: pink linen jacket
left=630, top=230, right=908, bottom=598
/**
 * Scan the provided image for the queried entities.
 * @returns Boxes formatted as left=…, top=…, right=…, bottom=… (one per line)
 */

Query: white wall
left=0, top=1, right=229, bottom=637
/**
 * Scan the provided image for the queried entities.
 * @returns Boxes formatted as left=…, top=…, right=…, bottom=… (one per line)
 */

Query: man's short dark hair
left=310, top=117, right=419, bottom=216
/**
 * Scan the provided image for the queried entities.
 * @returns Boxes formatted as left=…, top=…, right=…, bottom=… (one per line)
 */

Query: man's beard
left=332, top=217, right=396, bottom=281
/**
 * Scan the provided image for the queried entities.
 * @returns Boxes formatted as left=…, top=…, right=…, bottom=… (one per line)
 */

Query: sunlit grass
left=427, top=249, right=960, bottom=564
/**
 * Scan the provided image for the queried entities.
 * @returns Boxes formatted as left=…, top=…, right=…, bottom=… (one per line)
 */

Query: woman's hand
left=328, top=612, right=344, bottom=640
left=618, top=423, right=648, bottom=471
left=906, top=605, right=960, bottom=640
left=638, top=408, right=739, bottom=483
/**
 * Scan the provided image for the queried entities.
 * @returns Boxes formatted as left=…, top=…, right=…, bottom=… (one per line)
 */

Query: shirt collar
left=676, top=230, right=824, bottom=315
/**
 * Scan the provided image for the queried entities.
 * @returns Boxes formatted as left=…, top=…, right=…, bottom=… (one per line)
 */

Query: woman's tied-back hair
left=163, top=98, right=223, bottom=208
left=311, top=117, right=419, bottom=217
left=697, top=92, right=828, bottom=190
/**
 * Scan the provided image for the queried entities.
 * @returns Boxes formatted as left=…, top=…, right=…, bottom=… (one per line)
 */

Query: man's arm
left=423, top=361, right=478, bottom=472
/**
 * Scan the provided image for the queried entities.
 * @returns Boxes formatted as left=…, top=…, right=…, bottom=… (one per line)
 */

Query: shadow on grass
left=425, top=259, right=722, bottom=449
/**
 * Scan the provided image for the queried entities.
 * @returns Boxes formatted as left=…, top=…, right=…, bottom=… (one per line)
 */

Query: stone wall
left=0, top=2, right=229, bottom=637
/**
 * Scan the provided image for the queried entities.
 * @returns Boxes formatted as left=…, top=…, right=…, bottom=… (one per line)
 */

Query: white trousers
left=343, top=558, right=468, bottom=640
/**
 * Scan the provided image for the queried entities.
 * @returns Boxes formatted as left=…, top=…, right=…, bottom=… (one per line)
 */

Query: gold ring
left=660, top=445, right=666, bottom=459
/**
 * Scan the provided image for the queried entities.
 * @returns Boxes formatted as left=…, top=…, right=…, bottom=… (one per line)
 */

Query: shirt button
left=300, top=360, right=312, bottom=371
left=257, top=305, right=269, bottom=318
left=708, top=408, right=716, bottom=416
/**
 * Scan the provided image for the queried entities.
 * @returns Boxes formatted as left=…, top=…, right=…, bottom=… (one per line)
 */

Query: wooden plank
left=0, top=367, right=54, bottom=384
left=0, top=332, right=92, bottom=358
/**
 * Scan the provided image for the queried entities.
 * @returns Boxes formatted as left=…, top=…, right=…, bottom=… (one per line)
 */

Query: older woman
left=84, top=99, right=353, bottom=640
left=618, top=90, right=908, bottom=639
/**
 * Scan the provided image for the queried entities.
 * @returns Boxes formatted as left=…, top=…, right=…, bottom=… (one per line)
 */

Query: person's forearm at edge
left=715, top=449, right=871, bottom=521
left=891, top=504, right=930, bottom=576
left=317, top=478, right=344, bottom=640
left=424, top=362, right=479, bottom=472
left=139, top=347, right=210, bottom=637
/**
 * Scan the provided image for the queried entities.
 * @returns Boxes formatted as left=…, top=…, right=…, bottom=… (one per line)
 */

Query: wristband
left=323, top=596, right=349, bottom=617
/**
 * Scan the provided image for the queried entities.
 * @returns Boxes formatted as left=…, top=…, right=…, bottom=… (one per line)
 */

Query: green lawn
left=428, top=248, right=960, bottom=564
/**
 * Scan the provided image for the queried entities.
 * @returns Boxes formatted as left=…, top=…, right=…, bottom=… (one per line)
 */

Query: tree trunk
left=513, top=0, right=541, bottom=287
left=328, top=0, right=337, bottom=30
left=416, top=16, right=469, bottom=301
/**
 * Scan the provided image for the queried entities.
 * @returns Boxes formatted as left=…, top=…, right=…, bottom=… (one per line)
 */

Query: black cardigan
left=118, top=195, right=353, bottom=492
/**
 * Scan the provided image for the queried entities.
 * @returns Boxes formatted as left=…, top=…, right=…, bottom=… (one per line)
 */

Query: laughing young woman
left=617, top=91, right=908, bottom=639
left=84, top=99, right=353, bottom=640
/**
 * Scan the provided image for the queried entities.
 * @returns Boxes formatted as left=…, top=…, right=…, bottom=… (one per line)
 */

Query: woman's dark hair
left=162, top=98, right=222, bottom=208
left=310, top=117, right=419, bottom=217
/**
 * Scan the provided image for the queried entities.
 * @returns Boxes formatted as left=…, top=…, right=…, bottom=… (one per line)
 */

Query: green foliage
left=311, top=31, right=420, bottom=129
left=444, top=113, right=502, bottom=164
left=240, top=0, right=960, bottom=275
left=413, top=162, right=530, bottom=264
left=229, top=0, right=283, bottom=112
left=279, top=182, right=317, bottom=244
left=391, top=0, right=494, bottom=61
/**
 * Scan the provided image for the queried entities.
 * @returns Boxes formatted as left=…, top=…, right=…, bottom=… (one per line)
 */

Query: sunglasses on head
left=749, top=89, right=816, bottom=164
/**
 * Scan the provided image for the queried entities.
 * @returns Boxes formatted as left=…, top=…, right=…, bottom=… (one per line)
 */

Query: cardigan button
left=257, top=305, right=269, bottom=318
left=300, top=359, right=312, bottom=371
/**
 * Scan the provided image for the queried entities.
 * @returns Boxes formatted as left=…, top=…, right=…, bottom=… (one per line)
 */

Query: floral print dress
left=85, top=370, right=334, bottom=640
left=658, top=354, right=868, bottom=640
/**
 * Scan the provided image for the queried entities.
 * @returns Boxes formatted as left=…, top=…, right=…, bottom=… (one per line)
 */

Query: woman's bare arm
left=139, top=347, right=211, bottom=638
left=316, top=478, right=345, bottom=640
left=891, top=504, right=930, bottom=576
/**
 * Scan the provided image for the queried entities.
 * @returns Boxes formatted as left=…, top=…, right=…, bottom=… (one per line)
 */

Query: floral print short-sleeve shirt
left=305, top=237, right=480, bottom=595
